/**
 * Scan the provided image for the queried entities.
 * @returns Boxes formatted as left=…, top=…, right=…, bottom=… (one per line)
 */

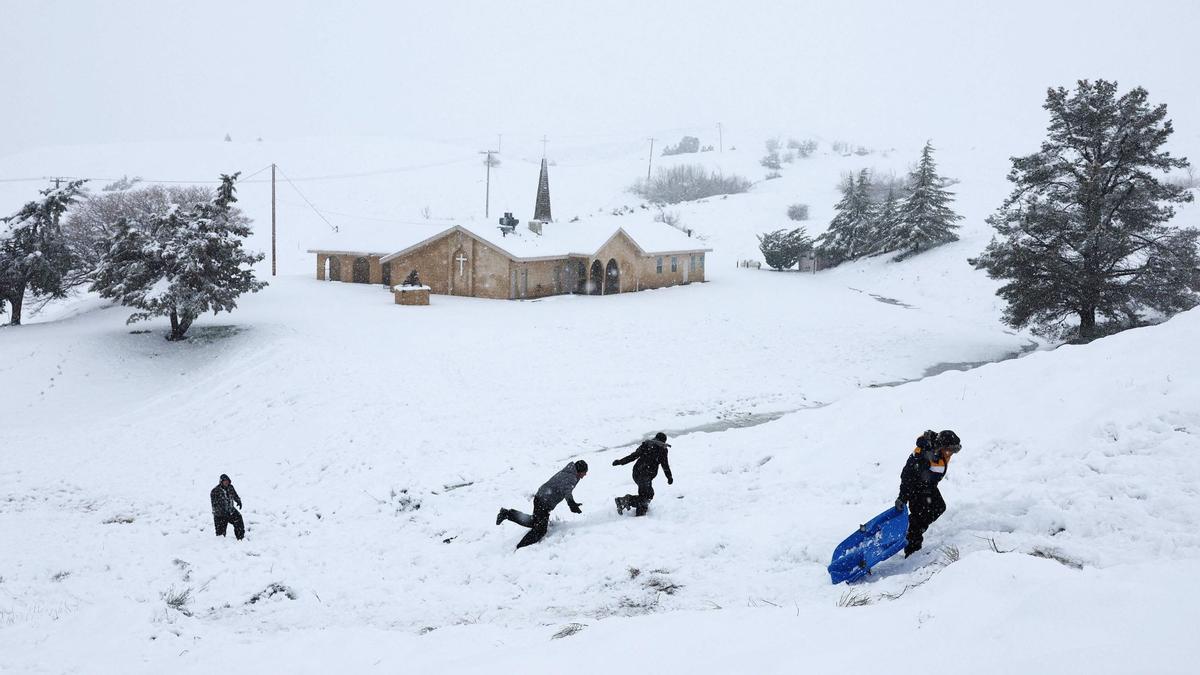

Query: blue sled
left=828, top=506, right=909, bottom=584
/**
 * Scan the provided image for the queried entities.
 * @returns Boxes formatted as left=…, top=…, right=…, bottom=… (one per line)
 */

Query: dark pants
left=505, top=497, right=552, bottom=549
left=904, top=488, right=945, bottom=556
left=214, top=511, right=245, bottom=540
left=621, top=477, right=655, bottom=516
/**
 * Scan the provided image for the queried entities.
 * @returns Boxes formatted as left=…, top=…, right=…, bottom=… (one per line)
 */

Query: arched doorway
left=604, top=258, right=619, bottom=295
left=574, top=260, right=587, bottom=294
left=328, top=256, right=342, bottom=282
left=589, top=260, right=603, bottom=295
left=352, top=257, right=370, bottom=283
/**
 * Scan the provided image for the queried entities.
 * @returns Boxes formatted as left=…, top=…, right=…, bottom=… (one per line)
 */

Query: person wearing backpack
left=895, top=430, right=961, bottom=556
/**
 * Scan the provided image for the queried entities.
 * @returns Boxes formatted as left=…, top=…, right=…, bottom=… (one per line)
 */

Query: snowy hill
left=1, top=135, right=1198, bottom=674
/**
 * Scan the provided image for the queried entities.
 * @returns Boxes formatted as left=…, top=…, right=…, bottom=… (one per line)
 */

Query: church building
left=307, top=158, right=711, bottom=299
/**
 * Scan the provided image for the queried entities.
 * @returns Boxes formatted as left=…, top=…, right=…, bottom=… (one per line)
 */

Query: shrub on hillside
left=630, top=165, right=751, bottom=204
left=787, top=138, right=818, bottom=157
left=787, top=203, right=810, bottom=221
left=661, top=135, right=701, bottom=156
left=757, top=227, right=811, bottom=270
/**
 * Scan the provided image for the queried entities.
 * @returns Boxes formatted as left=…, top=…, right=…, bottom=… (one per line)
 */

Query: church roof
left=308, top=214, right=710, bottom=262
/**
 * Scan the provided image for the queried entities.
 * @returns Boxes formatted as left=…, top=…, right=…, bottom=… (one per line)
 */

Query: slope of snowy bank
left=2, top=134, right=1198, bottom=673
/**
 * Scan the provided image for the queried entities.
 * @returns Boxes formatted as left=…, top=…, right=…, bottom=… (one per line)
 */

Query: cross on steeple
left=540, top=135, right=549, bottom=158
left=456, top=253, right=468, bottom=276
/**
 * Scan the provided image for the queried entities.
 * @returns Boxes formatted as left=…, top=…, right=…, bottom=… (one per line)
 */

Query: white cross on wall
left=456, top=253, right=468, bottom=277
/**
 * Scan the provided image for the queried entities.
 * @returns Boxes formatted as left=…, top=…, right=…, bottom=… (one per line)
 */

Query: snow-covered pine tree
left=757, top=227, right=810, bottom=270
left=891, top=141, right=961, bottom=260
left=981, top=80, right=1198, bottom=341
left=91, top=173, right=267, bottom=340
left=869, top=187, right=903, bottom=256
left=816, top=169, right=875, bottom=264
left=0, top=181, right=87, bottom=325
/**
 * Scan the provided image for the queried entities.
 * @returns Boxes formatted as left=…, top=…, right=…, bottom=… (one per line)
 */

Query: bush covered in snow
left=661, top=135, right=700, bottom=156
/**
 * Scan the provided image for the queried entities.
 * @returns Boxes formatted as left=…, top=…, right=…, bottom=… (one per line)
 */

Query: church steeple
left=533, top=157, right=552, bottom=222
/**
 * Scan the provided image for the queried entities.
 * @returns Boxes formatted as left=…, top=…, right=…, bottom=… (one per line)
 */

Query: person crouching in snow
left=896, top=430, right=961, bottom=557
left=496, top=460, right=588, bottom=549
left=613, top=432, right=673, bottom=517
left=210, top=473, right=245, bottom=540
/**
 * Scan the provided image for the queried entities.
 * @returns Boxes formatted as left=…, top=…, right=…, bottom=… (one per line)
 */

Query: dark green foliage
left=757, top=227, right=811, bottom=270
left=980, top=80, right=1198, bottom=341
left=0, top=181, right=87, bottom=325
left=890, top=141, right=962, bottom=260
left=91, top=173, right=267, bottom=341
left=816, top=170, right=875, bottom=264
left=870, top=188, right=903, bottom=256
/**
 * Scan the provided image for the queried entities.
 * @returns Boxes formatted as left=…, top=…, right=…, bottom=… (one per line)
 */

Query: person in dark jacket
left=496, top=460, right=588, bottom=549
left=896, top=430, right=961, bottom=557
left=210, top=474, right=245, bottom=540
left=613, top=432, right=673, bottom=517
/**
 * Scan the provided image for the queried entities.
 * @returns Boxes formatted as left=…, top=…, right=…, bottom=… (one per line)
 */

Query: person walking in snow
left=896, top=430, right=961, bottom=557
left=210, top=473, right=245, bottom=540
left=496, top=460, right=588, bottom=549
left=613, top=432, right=673, bottom=517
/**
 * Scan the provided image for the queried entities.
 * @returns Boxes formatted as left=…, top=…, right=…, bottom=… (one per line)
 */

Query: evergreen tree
left=0, top=181, right=87, bottom=325
left=868, top=187, right=903, bottom=256
left=981, top=80, right=1198, bottom=341
left=757, top=227, right=811, bottom=270
left=816, top=169, right=875, bottom=263
left=91, top=173, right=267, bottom=340
left=891, top=141, right=961, bottom=260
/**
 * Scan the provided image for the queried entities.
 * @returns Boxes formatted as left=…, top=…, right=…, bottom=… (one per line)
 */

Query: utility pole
left=271, top=163, right=277, bottom=276
left=497, top=133, right=503, bottom=154
left=478, top=150, right=497, bottom=218
left=646, top=138, right=655, bottom=180
left=717, top=122, right=723, bottom=153
left=50, top=176, right=64, bottom=188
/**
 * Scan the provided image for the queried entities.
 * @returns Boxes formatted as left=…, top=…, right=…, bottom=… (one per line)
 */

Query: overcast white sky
left=1, top=0, right=1197, bottom=158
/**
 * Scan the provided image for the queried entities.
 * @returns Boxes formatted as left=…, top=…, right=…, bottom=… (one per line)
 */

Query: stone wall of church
left=385, top=231, right=516, bottom=299
left=314, top=253, right=385, bottom=284
left=635, top=250, right=706, bottom=290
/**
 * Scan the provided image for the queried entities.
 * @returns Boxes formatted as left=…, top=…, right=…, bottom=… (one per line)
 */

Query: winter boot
left=496, top=508, right=509, bottom=526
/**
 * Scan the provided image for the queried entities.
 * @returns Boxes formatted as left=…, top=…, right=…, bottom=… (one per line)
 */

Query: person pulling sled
left=896, top=429, right=961, bottom=557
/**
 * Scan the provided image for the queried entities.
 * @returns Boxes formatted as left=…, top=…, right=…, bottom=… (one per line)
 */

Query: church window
left=656, top=257, right=663, bottom=274
left=671, top=256, right=678, bottom=272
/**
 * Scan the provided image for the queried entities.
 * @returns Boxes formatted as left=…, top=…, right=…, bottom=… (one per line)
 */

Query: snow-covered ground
left=1, top=136, right=1198, bottom=673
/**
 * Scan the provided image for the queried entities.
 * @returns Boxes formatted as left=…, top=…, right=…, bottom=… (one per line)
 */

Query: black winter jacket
left=210, top=483, right=242, bottom=516
left=898, top=437, right=950, bottom=502
left=614, top=440, right=673, bottom=483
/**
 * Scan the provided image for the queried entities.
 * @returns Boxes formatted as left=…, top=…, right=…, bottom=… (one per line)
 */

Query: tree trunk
left=6, top=289, right=23, bottom=326
left=1078, top=307, right=1097, bottom=341
left=167, top=309, right=184, bottom=341
left=167, top=308, right=193, bottom=341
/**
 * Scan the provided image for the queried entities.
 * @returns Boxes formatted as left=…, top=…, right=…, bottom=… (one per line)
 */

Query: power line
left=274, top=166, right=339, bottom=233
